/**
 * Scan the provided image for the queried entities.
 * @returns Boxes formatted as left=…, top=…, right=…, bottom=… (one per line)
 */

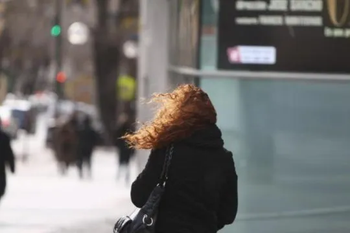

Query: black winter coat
left=131, top=124, right=238, bottom=233
left=0, top=130, right=15, bottom=199
left=77, top=126, right=98, bottom=159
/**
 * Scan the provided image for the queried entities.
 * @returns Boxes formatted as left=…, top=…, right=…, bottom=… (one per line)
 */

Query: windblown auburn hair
left=123, top=84, right=217, bottom=149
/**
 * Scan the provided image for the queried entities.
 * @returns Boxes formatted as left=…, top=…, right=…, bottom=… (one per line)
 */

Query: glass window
left=199, top=0, right=218, bottom=70
left=168, top=0, right=179, bottom=66
left=168, top=72, right=197, bottom=89
left=202, top=78, right=350, bottom=233
left=199, top=1, right=350, bottom=233
left=169, top=0, right=200, bottom=67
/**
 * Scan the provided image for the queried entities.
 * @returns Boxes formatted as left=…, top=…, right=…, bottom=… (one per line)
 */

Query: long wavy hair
left=123, top=84, right=217, bottom=149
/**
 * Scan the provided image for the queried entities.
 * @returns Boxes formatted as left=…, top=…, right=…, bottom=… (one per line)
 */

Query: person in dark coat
left=76, top=116, right=98, bottom=179
left=0, top=117, right=15, bottom=202
left=52, top=115, right=79, bottom=175
left=115, top=113, right=135, bottom=183
left=123, top=84, right=238, bottom=233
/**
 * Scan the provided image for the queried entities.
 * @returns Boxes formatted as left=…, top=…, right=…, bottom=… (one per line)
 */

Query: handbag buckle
left=142, top=214, right=154, bottom=226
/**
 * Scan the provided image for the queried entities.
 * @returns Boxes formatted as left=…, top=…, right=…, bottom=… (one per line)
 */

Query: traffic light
left=56, top=71, right=66, bottom=83
left=51, top=25, right=61, bottom=37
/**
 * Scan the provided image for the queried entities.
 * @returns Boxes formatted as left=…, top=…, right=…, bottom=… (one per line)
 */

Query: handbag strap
left=159, top=144, right=174, bottom=187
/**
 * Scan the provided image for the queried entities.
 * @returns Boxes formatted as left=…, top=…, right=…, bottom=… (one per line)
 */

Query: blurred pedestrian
left=114, top=113, right=135, bottom=183
left=53, top=114, right=79, bottom=175
left=76, top=116, right=98, bottom=179
left=69, top=110, right=80, bottom=132
left=122, top=84, right=238, bottom=233
left=0, top=117, right=15, bottom=203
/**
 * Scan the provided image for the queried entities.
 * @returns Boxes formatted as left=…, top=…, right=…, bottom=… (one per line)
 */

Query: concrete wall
left=135, top=0, right=170, bottom=170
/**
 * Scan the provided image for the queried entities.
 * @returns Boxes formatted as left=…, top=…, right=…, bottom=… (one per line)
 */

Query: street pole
left=0, top=2, right=6, bottom=73
left=54, top=0, right=63, bottom=99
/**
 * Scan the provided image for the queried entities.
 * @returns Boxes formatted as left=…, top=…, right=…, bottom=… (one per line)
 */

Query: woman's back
left=130, top=124, right=238, bottom=233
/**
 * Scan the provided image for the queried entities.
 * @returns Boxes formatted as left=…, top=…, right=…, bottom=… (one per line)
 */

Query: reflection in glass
left=198, top=0, right=350, bottom=232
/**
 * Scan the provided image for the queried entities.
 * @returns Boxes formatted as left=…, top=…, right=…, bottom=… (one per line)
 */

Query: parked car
left=0, top=106, right=19, bottom=139
left=4, top=99, right=37, bottom=135
left=28, top=91, right=56, bottom=113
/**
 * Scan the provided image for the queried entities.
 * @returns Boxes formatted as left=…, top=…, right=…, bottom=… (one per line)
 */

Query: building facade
left=138, top=1, right=350, bottom=232
left=61, top=0, right=97, bottom=104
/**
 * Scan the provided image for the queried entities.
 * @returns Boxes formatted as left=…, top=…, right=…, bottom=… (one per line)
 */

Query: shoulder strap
left=159, top=144, right=174, bottom=187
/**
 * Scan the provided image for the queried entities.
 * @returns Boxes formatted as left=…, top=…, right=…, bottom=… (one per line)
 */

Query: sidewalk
left=51, top=205, right=133, bottom=233
left=6, top=124, right=350, bottom=233
left=51, top=219, right=116, bottom=233
left=1, top=141, right=137, bottom=233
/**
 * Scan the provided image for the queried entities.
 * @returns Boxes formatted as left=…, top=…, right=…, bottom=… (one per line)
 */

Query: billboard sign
left=218, top=0, right=350, bottom=74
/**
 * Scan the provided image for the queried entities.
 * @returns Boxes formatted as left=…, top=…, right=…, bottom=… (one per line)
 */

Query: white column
left=136, top=0, right=170, bottom=170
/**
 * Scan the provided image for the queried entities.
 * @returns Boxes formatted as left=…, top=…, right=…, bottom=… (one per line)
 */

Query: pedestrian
left=0, top=117, right=15, bottom=203
left=115, top=113, right=135, bottom=184
left=69, top=110, right=80, bottom=132
left=76, top=115, right=98, bottom=179
left=53, top=115, right=79, bottom=175
left=122, top=84, right=238, bottom=233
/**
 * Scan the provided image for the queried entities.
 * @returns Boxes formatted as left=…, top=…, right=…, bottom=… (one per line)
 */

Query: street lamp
left=67, top=22, right=89, bottom=45
left=123, top=40, right=138, bottom=59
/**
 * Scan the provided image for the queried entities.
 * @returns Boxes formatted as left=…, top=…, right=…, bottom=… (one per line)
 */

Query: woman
left=123, top=84, right=238, bottom=233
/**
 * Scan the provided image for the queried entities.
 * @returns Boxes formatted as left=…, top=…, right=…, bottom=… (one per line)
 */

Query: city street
left=0, top=115, right=135, bottom=233
left=1, top=115, right=350, bottom=233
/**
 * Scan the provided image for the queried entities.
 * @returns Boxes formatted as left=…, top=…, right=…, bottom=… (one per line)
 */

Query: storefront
left=138, top=0, right=350, bottom=232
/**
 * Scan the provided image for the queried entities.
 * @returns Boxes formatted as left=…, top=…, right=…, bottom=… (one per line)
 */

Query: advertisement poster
left=177, top=0, right=200, bottom=67
left=218, top=0, right=350, bottom=74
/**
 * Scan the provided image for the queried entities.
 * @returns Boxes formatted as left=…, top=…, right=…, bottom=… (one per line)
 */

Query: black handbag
left=113, top=145, right=174, bottom=233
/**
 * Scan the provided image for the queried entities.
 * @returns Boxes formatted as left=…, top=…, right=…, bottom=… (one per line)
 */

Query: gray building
left=137, top=1, right=350, bottom=232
